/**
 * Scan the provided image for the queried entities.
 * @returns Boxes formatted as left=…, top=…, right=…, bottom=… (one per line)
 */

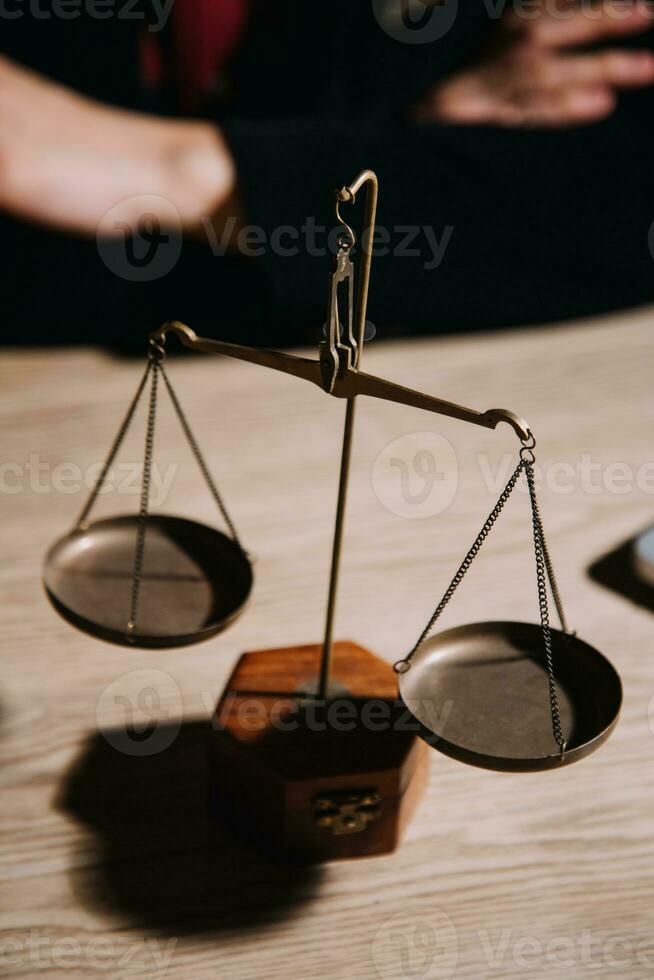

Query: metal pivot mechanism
left=394, top=434, right=622, bottom=772
left=319, top=196, right=357, bottom=392
left=319, top=172, right=377, bottom=701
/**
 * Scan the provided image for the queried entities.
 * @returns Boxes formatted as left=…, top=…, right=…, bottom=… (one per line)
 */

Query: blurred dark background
left=3, top=0, right=654, bottom=350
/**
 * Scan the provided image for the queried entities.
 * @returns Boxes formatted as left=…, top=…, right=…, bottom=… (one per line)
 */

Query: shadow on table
left=57, top=719, right=323, bottom=938
left=588, top=536, right=654, bottom=614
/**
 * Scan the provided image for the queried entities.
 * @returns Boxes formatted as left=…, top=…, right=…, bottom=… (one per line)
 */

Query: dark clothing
left=3, top=2, right=654, bottom=349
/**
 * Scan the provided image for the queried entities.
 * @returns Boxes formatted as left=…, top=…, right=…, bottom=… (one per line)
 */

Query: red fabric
left=140, top=29, right=164, bottom=91
left=140, top=0, right=249, bottom=111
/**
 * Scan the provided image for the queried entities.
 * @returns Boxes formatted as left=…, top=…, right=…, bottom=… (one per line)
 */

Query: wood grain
left=209, top=641, right=428, bottom=861
left=1, top=307, right=654, bottom=978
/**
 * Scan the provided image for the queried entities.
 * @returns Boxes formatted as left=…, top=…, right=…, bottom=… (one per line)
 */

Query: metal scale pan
left=396, top=621, right=622, bottom=772
left=43, top=514, right=253, bottom=648
left=394, top=452, right=623, bottom=772
left=42, top=349, right=253, bottom=648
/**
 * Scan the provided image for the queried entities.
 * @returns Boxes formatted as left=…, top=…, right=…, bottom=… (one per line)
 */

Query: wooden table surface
left=2, top=308, right=654, bottom=980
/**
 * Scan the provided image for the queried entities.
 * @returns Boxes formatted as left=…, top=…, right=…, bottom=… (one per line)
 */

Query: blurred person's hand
left=0, top=56, right=236, bottom=235
left=417, top=0, right=654, bottom=127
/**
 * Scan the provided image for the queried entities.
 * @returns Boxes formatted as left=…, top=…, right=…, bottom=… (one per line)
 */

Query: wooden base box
left=208, top=641, right=429, bottom=864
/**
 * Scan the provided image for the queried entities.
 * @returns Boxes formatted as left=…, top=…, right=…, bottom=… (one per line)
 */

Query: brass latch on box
left=312, top=789, right=381, bottom=835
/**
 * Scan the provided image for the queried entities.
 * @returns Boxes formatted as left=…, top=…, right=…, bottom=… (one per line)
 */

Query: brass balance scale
left=43, top=171, right=622, bottom=861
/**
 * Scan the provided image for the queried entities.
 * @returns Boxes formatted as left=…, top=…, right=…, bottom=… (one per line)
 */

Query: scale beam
left=150, top=321, right=323, bottom=389
left=150, top=322, right=529, bottom=440
left=332, top=368, right=529, bottom=441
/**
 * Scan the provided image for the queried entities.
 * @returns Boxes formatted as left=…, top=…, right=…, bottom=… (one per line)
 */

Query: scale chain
left=537, top=510, right=568, bottom=635
left=525, top=460, right=567, bottom=757
left=127, top=358, right=160, bottom=634
left=159, top=364, right=242, bottom=550
left=75, top=360, right=152, bottom=530
left=395, top=447, right=568, bottom=760
left=400, top=459, right=525, bottom=666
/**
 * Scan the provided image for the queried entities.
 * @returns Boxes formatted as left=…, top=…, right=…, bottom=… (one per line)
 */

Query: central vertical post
left=318, top=171, right=379, bottom=701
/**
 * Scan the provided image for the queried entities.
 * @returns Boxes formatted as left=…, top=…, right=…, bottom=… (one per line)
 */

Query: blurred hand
left=417, top=0, right=654, bottom=127
left=0, top=56, right=236, bottom=235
